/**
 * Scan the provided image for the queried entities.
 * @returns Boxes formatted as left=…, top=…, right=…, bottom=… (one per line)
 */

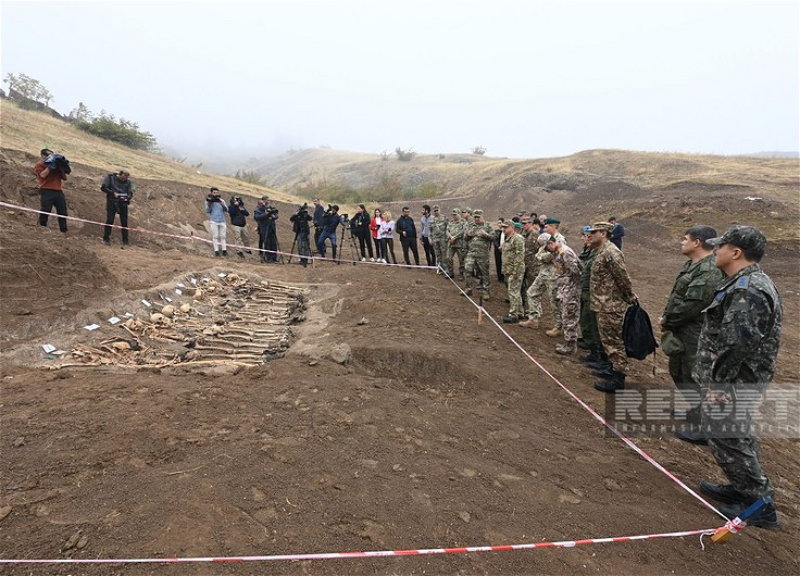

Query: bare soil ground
left=1, top=149, right=799, bottom=576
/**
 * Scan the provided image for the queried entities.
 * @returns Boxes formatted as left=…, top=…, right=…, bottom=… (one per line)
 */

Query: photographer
left=101, top=169, right=134, bottom=246
left=228, top=195, right=252, bottom=258
left=34, top=147, right=70, bottom=233
left=350, top=204, right=374, bottom=262
left=205, top=187, right=229, bottom=257
left=289, top=203, right=313, bottom=267
left=254, top=195, right=279, bottom=263
left=317, top=204, right=343, bottom=260
left=312, top=198, right=324, bottom=255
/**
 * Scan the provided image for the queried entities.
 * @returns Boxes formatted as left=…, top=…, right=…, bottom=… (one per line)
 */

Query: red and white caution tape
left=0, top=527, right=718, bottom=565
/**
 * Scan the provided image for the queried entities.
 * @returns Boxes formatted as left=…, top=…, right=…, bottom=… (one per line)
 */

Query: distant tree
left=68, top=102, right=92, bottom=122
left=379, top=150, right=390, bottom=161
left=67, top=103, right=158, bottom=151
left=234, top=169, right=264, bottom=185
left=471, top=146, right=486, bottom=156
left=3, top=72, right=54, bottom=107
left=395, top=147, right=416, bottom=162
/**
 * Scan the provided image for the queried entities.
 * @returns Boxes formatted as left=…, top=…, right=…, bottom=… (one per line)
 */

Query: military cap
left=501, top=220, right=514, bottom=228
left=543, top=217, right=561, bottom=225
left=261, top=195, right=270, bottom=201
left=517, top=211, right=527, bottom=217
left=432, top=205, right=440, bottom=210
left=462, top=207, right=473, bottom=214
left=587, top=221, right=614, bottom=233
left=707, top=225, right=766, bottom=257
left=520, top=217, right=532, bottom=224
left=472, top=209, right=484, bottom=216
left=537, top=233, right=553, bottom=246
left=452, top=208, right=461, bottom=214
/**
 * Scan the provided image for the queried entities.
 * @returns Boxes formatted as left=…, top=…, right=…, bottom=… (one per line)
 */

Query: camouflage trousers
left=506, top=274, right=525, bottom=318
left=596, top=309, right=627, bottom=374
left=526, top=270, right=561, bottom=327
left=446, top=244, right=467, bottom=279
left=465, top=252, right=491, bottom=295
left=557, top=281, right=580, bottom=344
left=432, top=238, right=448, bottom=269
left=701, top=392, right=774, bottom=500
left=668, top=330, right=702, bottom=420
left=579, top=297, right=603, bottom=353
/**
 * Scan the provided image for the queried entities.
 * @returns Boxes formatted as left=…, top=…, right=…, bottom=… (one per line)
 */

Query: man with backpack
left=586, top=221, right=638, bottom=393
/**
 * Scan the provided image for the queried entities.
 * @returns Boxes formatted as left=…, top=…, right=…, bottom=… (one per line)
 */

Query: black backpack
left=623, top=302, right=658, bottom=360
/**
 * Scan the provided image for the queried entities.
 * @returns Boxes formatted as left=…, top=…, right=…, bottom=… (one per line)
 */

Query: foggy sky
left=2, top=1, right=798, bottom=159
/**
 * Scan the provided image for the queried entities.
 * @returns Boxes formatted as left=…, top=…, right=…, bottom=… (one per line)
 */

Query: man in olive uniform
left=660, top=225, right=724, bottom=443
left=520, top=217, right=539, bottom=313
left=543, top=233, right=582, bottom=355
left=446, top=209, right=467, bottom=280
left=578, top=226, right=604, bottom=364
left=695, top=226, right=782, bottom=529
left=519, top=217, right=566, bottom=331
left=429, top=205, right=448, bottom=273
left=463, top=210, right=494, bottom=299
left=501, top=220, right=525, bottom=323
left=587, top=221, right=637, bottom=393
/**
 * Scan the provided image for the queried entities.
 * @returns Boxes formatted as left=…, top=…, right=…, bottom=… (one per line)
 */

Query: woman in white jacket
left=379, top=210, right=398, bottom=264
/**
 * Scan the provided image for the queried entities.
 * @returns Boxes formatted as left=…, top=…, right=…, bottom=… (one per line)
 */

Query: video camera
left=206, top=194, right=221, bottom=203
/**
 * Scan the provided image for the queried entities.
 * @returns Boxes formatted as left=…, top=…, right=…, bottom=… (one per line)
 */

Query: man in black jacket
left=228, top=196, right=253, bottom=258
left=350, top=204, right=374, bottom=262
left=312, top=198, right=325, bottom=255
left=396, top=206, right=420, bottom=265
left=101, top=170, right=134, bottom=246
left=289, top=203, right=313, bottom=267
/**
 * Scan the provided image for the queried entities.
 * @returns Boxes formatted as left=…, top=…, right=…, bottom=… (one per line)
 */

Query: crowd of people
left=34, top=150, right=784, bottom=529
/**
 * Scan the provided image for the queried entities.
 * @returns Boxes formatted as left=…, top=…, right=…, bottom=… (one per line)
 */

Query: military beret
left=544, top=217, right=561, bottom=225
left=707, top=225, right=766, bottom=258
left=537, top=233, right=553, bottom=246
left=583, top=225, right=592, bottom=234
left=587, top=221, right=614, bottom=233
left=472, top=209, right=484, bottom=216
left=432, top=205, right=440, bottom=210
left=452, top=208, right=461, bottom=214
left=513, top=222, right=522, bottom=229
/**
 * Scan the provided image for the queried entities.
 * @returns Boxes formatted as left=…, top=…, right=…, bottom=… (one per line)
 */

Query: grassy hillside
left=0, top=100, right=291, bottom=203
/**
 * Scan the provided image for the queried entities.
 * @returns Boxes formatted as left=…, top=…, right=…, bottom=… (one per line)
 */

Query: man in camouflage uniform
left=543, top=233, right=582, bottom=354
left=519, top=217, right=566, bottom=331
left=578, top=226, right=605, bottom=366
left=694, top=226, right=782, bottom=529
left=660, top=225, right=724, bottom=444
left=446, top=209, right=467, bottom=280
left=520, top=217, right=539, bottom=313
left=501, top=220, right=525, bottom=323
left=429, top=205, right=448, bottom=274
left=463, top=210, right=494, bottom=299
left=587, top=221, right=637, bottom=393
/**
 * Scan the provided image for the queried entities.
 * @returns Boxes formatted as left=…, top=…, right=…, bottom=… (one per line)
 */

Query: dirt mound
left=1, top=147, right=799, bottom=575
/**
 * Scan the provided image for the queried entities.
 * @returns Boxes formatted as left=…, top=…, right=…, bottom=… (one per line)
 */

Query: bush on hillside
left=3, top=73, right=53, bottom=107
left=395, top=147, right=416, bottom=162
left=68, top=103, right=158, bottom=151
left=472, top=146, right=486, bottom=155
left=234, top=169, right=265, bottom=185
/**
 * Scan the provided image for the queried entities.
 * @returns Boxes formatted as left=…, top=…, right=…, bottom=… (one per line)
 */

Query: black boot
left=580, top=351, right=603, bottom=364
left=699, top=482, right=750, bottom=505
left=594, top=370, right=625, bottom=393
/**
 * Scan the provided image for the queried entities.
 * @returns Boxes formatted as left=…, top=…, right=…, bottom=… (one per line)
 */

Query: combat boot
left=580, top=351, right=603, bottom=364
left=577, top=338, right=589, bottom=350
left=555, top=342, right=576, bottom=355
left=674, top=428, right=707, bottom=445
left=545, top=326, right=562, bottom=338
left=718, top=502, right=779, bottom=529
left=502, top=315, right=519, bottom=324
left=699, top=482, right=751, bottom=505
left=591, top=365, right=615, bottom=378
left=594, top=370, right=625, bottom=393
left=518, top=318, right=539, bottom=329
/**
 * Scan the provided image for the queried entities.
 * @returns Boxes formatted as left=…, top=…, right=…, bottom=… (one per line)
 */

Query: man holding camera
left=317, top=204, right=343, bottom=261
left=290, top=203, right=313, bottom=267
left=101, top=169, right=134, bottom=246
left=312, top=198, right=325, bottom=255
left=34, top=147, right=70, bottom=233
left=228, top=195, right=253, bottom=258
left=205, top=187, right=229, bottom=257
left=254, top=195, right=280, bottom=263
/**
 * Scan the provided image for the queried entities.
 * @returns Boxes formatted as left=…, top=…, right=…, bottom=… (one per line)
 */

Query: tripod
left=337, top=222, right=358, bottom=266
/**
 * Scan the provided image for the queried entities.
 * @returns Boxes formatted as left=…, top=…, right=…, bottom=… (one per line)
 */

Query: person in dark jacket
left=289, top=203, right=313, bottom=267
left=396, top=206, right=420, bottom=265
left=312, top=198, right=325, bottom=255
left=317, top=204, right=343, bottom=261
left=254, top=196, right=279, bottom=263
left=101, top=170, right=134, bottom=246
left=609, top=217, right=625, bottom=250
left=228, top=195, right=252, bottom=257
left=350, top=204, right=374, bottom=262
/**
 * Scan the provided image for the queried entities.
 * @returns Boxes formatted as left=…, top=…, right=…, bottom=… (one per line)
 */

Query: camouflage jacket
left=466, top=222, right=494, bottom=255
left=462, top=219, right=475, bottom=249
left=579, top=246, right=597, bottom=300
left=447, top=219, right=466, bottom=247
left=501, top=233, right=525, bottom=276
left=692, top=264, right=783, bottom=391
left=553, top=244, right=581, bottom=287
left=429, top=214, right=448, bottom=241
left=662, top=255, right=724, bottom=342
left=523, top=230, right=540, bottom=275
left=535, top=232, right=566, bottom=277
left=589, top=240, right=635, bottom=314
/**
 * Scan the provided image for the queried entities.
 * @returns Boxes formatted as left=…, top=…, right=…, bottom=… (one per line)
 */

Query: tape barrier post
left=711, top=497, right=769, bottom=544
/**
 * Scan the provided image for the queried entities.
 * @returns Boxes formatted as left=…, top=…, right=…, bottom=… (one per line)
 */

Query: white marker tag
left=108, top=316, right=121, bottom=325
left=42, top=344, right=56, bottom=353
left=84, top=324, right=100, bottom=331
left=141, top=300, right=152, bottom=307
left=175, top=289, right=183, bottom=296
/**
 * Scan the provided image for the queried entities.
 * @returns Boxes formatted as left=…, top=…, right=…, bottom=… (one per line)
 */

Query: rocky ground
left=0, top=148, right=798, bottom=575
